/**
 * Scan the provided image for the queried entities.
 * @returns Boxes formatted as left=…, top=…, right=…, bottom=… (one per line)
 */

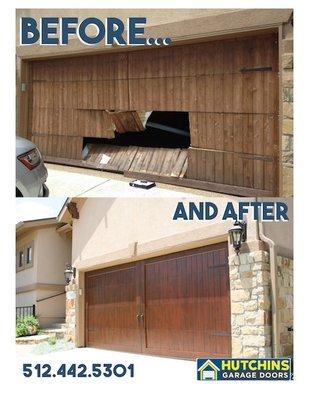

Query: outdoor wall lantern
left=228, top=221, right=247, bottom=254
left=64, top=263, right=76, bottom=285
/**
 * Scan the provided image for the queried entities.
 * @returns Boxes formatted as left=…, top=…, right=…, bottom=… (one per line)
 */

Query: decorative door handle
left=136, top=314, right=144, bottom=323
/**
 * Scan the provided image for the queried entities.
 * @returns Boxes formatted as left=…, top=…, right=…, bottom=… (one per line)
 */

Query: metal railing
left=36, top=291, right=65, bottom=303
left=16, top=305, right=36, bottom=319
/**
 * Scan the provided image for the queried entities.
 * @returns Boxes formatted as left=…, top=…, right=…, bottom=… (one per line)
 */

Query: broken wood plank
left=106, top=110, right=146, bottom=133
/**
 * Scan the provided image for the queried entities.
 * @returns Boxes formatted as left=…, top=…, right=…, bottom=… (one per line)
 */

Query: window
left=18, top=251, right=24, bottom=268
left=16, top=241, right=34, bottom=272
left=26, top=246, right=32, bottom=264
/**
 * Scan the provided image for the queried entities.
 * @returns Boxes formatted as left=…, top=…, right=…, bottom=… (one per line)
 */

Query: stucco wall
left=71, top=197, right=260, bottom=269
left=261, top=198, right=293, bottom=259
left=16, top=291, right=36, bottom=308
left=16, top=225, right=71, bottom=326
left=36, top=227, right=71, bottom=284
left=36, top=289, right=65, bottom=328
left=16, top=226, right=71, bottom=287
left=16, top=231, right=38, bottom=288
left=15, top=9, right=292, bottom=58
left=16, top=8, right=238, bottom=43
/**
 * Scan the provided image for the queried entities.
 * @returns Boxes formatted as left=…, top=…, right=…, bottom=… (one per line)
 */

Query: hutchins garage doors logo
left=197, top=359, right=292, bottom=381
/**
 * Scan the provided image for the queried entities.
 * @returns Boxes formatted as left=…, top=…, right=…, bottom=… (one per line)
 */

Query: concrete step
left=16, top=325, right=66, bottom=344
left=48, top=322, right=66, bottom=330
left=41, top=328, right=65, bottom=339
left=16, top=334, right=50, bottom=345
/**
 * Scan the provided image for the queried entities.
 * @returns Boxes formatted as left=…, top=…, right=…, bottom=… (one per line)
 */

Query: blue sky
left=16, top=198, right=67, bottom=223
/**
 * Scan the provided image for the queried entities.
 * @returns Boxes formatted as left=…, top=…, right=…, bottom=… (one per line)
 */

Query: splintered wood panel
left=85, top=242, right=230, bottom=359
left=83, top=144, right=188, bottom=178
left=85, top=264, right=142, bottom=352
left=128, top=147, right=187, bottom=177
left=31, top=134, right=82, bottom=160
left=84, top=144, right=139, bottom=172
left=143, top=242, right=230, bottom=358
left=106, top=111, right=145, bottom=133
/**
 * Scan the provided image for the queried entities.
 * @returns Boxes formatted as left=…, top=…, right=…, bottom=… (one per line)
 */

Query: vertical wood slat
left=186, top=147, right=277, bottom=191
left=188, top=111, right=278, bottom=192
left=76, top=110, right=115, bottom=138
left=31, top=134, right=82, bottom=159
left=189, top=113, right=278, bottom=156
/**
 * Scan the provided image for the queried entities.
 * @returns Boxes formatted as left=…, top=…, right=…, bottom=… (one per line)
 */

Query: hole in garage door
left=82, top=111, right=190, bottom=178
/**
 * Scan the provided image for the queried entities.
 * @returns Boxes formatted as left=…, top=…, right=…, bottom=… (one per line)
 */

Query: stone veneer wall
left=277, top=256, right=293, bottom=356
left=65, top=282, right=78, bottom=343
left=281, top=20, right=293, bottom=196
left=229, top=250, right=272, bottom=358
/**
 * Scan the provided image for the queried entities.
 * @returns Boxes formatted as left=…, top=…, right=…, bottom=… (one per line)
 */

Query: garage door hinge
left=240, top=66, right=272, bottom=73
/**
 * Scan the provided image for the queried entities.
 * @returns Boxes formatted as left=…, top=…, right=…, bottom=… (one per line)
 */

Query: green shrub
left=16, top=316, right=40, bottom=337
left=47, top=335, right=57, bottom=346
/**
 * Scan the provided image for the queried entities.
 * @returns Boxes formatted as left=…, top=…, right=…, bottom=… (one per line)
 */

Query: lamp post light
left=64, top=263, right=76, bottom=285
left=228, top=221, right=247, bottom=254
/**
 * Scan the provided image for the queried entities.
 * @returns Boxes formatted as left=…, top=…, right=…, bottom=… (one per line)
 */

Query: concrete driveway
left=45, top=163, right=220, bottom=198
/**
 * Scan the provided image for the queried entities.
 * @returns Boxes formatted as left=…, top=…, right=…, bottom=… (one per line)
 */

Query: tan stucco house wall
left=16, top=219, right=72, bottom=328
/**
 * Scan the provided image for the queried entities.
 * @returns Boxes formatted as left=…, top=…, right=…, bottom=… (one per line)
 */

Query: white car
left=16, top=137, right=49, bottom=197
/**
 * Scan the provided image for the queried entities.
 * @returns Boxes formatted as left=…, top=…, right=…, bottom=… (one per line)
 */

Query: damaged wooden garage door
left=28, top=32, right=278, bottom=195
left=85, top=242, right=231, bottom=359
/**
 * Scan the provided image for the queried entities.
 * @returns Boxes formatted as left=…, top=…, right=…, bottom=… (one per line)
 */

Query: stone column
left=277, top=256, right=293, bottom=356
left=229, top=250, right=272, bottom=358
left=65, top=282, right=78, bottom=343
left=281, top=21, right=293, bottom=196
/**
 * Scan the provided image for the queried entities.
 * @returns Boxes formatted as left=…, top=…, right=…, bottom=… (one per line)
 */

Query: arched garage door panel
left=85, top=264, right=142, bottom=352
left=143, top=243, right=231, bottom=358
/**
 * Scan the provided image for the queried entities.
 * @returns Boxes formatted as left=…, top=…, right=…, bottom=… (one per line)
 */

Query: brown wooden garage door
left=28, top=32, right=278, bottom=196
left=85, top=242, right=231, bottom=359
